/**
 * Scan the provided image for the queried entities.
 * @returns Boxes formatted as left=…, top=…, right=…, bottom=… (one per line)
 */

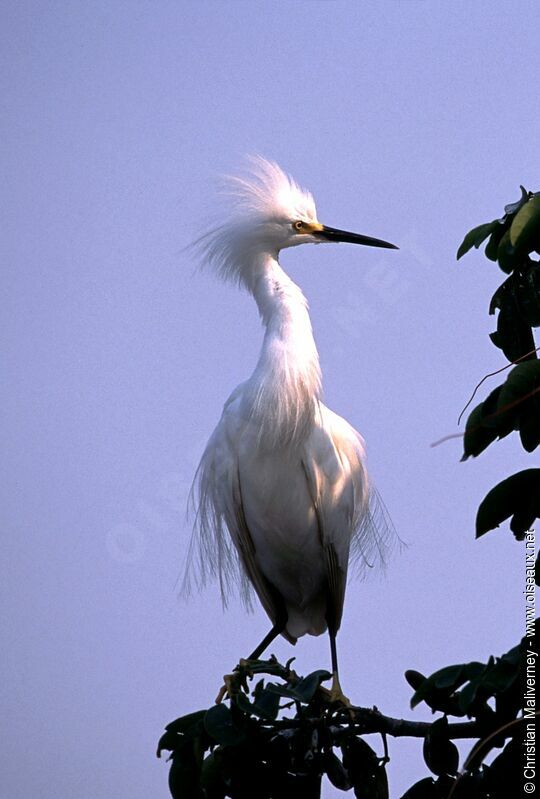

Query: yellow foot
left=215, top=661, right=253, bottom=704
left=329, top=673, right=350, bottom=705
left=326, top=672, right=357, bottom=718
left=215, top=673, right=234, bottom=704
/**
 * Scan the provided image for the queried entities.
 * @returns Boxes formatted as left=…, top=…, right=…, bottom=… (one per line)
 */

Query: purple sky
left=2, top=2, right=539, bottom=797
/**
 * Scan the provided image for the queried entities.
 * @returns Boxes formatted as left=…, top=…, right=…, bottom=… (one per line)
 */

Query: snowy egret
left=184, top=159, right=398, bottom=702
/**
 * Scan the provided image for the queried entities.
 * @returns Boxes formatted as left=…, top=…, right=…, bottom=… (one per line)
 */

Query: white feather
left=182, top=159, right=396, bottom=642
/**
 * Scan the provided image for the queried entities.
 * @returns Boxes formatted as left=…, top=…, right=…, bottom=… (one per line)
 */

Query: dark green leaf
left=324, top=750, right=352, bottom=791
left=158, top=709, right=208, bottom=758
left=489, top=286, right=536, bottom=362
left=478, top=386, right=508, bottom=430
left=463, top=361, right=540, bottom=460
left=252, top=677, right=265, bottom=701
left=492, top=361, right=540, bottom=450
left=233, top=691, right=255, bottom=715
left=371, top=764, right=389, bottom=799
left=157, top=731, right=180, bottom=757
left=252, top=687, right=281, bottom=720
left=480, top=657, right=519, bottom=695
left=457, top=221, right=499, bottom=260
left=234, top=684, right=281, bottom=720
left=266, top=669, right=331, bottom=703
left=519, top=399, right=540, bottom=451
left=342, top=736, right=378, bottom=770
left=168, top=740, right=204, bottom=799
left=431, top=666, right=465, bottom=691
left=265, top=682, right=302, bottom=700
left=504, top=185, right=530, bottom=216
left=496, top=229, right=519, bottom=273
left=476, top=469, right=540, bottom=539
left=200, top=752, right=226, bottom=799
left=437, top=663, right=484, bottom=688
left=482, top=737, right=521, bottom=795
left=293, top=669, right=332, bottom=702
left=484, top=224, right=507, bottom=261
left=435, top=775, right=457, bottom=796
left=341, top=737, right=389, bottom=799
left=489, top=275, right=511, bottom=314
left=510, top=193, right=540, bottom=250
left=498, top=361, right=540, bottom=410
left=405, top=670, right=426, bottom=691
left=462, top=403, right=499, bottom=460
left=165, top=709, right=207, bottom=736
left=456, top=679, right=481, bottom=716
left=267, top=731, right=292, bottom=771
left=411, top=663, right=482, bottom=712
left=500, top=642, right=521, bottom=666
left=423, top=718, right=459, bottom=776
left=451, top=771, right=489, bottom=798
left=515, top=263, right=540, bottom=327
left=204, top=704, right=246, bottom=746
left=399, top=777, right=437, bottom=799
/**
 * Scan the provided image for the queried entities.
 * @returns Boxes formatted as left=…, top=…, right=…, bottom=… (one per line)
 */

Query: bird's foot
left=329, top=672, right=350, bottom=705
left=215, top=660, right=252, bottom=704
left=324, top=672, right=356, bottom=717
left=215, top=674, right=234, bottom=704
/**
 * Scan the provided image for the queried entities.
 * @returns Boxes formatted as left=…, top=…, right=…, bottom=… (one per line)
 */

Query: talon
left=215, top=684, right=227, bottom=704
left=215, top=672, right=239, bottom=704
left=329, top=673, right=354, bottom=716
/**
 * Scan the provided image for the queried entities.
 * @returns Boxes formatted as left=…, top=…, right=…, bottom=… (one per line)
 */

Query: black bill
left=314, top=225, right=398, bottom=249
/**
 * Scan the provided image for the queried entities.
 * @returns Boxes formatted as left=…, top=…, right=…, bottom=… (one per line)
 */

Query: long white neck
left=246, top=253, right=322, bottom=448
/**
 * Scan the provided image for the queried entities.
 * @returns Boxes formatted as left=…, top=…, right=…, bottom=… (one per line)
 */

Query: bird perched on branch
left=183, top=158, right=398, bottom=703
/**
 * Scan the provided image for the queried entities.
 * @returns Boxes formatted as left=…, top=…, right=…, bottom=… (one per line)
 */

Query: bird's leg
left=327, top=628, right=352, bottom=709
left=247, top=617, right=286, bottom=661
left=215, top=615, right=288, bottom=704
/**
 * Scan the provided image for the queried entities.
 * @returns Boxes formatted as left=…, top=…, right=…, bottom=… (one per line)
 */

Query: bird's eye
left=293, top=220, right=304, bottom=231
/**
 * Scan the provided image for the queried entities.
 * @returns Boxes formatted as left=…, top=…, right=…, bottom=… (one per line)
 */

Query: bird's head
left=196, top=157, right=397, bottom=288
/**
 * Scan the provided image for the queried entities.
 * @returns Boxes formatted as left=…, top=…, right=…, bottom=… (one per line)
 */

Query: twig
left=447, top=714, right=539, bottom=799
left=463, top=713, right=539, bottom=771
left=431, top=385, right=540, bottom=449
left=457, top=346, right=540, bottom=426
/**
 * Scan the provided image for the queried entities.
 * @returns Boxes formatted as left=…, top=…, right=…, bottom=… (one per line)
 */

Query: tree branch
left=259, top=707, right=482, bottom=740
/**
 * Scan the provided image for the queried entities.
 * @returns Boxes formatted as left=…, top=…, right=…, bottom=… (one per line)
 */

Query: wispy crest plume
left=192, top=157, right=317, bottom=288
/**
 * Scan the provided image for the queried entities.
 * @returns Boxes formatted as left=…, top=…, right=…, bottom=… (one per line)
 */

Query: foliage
left=457, top=188, right=540, bottom=481
left=159, top=189, right=539, bottom=797
left=157, top=657, right=390, bottom=799
left=157, top=631, right=532, bottom=798
left=458, top=186, right=540, bottom=536
left=403, top=626, right=536, bottom=797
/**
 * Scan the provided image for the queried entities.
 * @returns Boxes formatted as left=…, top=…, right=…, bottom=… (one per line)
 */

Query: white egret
left=184, top=159, right=398, bottom=702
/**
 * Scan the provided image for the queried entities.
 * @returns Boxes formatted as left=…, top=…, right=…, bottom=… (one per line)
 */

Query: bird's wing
left=181, top=408, right=288, bottom=632
left=181, top=422, right=250, bottom=606
left=226, top=466, right=289, bottom=630
left=301, top=406, right=399, bottom=628
left=299, top=455, right=346, bottom=633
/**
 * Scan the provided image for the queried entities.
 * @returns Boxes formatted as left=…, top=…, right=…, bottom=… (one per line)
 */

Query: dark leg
left=247, top=588, right=288, bottom=660
left=248, top=616, right=287, bottom=660
left=215, top=607, right=288, bottom=703
left=329, top=626, right=339, bottom=677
